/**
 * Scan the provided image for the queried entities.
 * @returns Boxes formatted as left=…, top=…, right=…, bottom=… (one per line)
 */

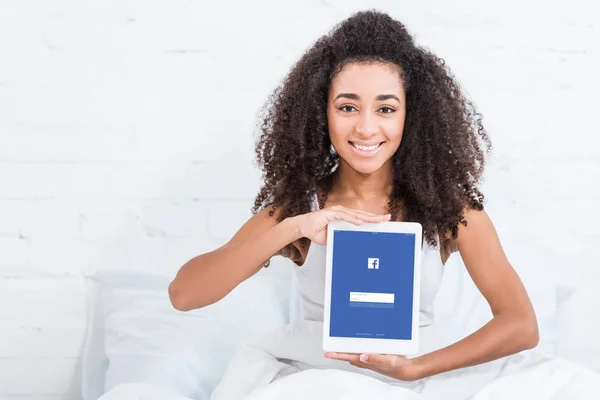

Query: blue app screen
left=329, top=230, right=415, bottom=340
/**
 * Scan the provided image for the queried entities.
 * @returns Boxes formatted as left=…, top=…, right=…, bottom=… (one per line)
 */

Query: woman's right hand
left=293, top=206, right=391, bottom=246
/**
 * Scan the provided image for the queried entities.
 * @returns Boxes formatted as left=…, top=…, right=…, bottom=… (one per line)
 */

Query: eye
left=379, top=106, right=396, bottom=114
left=339, top=105, right=357, bottom=113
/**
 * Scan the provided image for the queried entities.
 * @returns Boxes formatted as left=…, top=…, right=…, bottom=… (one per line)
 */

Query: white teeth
left=352, top=143, right=381, bottom=151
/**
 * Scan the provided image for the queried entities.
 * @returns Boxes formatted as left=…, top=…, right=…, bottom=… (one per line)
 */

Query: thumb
left=360, top=353, right=391, bottom=365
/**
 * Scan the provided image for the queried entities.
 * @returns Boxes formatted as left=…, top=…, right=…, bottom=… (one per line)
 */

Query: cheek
left=327, top=115, right=349, bottom=144
left=390, top=131, right=403, bottom=145
left=384, top=118, right=405, bottom=144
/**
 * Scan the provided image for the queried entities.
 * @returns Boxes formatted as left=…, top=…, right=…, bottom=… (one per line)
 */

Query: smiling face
left=327, top=61, right=406, bottom=176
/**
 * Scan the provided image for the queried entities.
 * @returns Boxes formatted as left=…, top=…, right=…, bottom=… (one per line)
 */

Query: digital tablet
left=323, top=220, right=422, bottom=355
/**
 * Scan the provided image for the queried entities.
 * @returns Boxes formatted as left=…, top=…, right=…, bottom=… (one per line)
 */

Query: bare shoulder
left=438, top=207, right=490, bottom=265
left=452, top=207, right=497, bottom=246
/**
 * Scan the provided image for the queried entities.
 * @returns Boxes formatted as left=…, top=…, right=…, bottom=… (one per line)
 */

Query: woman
left=169, top=9, right=539, bottom=388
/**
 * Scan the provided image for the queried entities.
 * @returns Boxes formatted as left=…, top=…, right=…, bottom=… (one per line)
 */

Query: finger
left=327, top=211, right=363, bottom=225
left=361, top=353, right=406, bottom=367
left=368, top=213, right=392, bottom=222
left=331, top=205, right=388, bottom=220
left=344, top=208, right=390, bottom=221
left=332, top=210, right=390, bottom=224
left=347, top=359, right=382, bottom=373
left=327, top=210, right=370, bottom=226
left=324, top=352, right=361, bottom=362
left=349, top=361, right=368, bottom=369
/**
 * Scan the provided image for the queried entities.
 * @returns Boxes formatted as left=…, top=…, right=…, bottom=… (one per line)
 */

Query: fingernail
left=360, top=354, right=369, bottom=362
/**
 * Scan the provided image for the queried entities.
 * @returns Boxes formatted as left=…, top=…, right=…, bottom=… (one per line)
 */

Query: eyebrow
left=334, top=93, right=400, bottom=102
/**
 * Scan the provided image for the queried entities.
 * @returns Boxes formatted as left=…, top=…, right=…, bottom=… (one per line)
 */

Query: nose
left=355, top=111, right=378, bottom=137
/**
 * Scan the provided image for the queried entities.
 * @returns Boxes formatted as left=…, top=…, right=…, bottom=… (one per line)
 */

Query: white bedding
left=99, top=319, right=600, bottom=400
left=89, top=253, right=598, bottom=400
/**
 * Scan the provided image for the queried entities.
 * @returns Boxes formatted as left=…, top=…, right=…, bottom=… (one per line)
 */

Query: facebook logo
left=367, top=258, right=379, bottom=269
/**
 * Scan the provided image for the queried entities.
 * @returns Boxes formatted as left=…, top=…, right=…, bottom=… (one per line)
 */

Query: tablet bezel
left=322, top=220, right=423, bottom=355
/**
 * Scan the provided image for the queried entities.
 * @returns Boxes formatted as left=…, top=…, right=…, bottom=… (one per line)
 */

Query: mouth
left=348, top=141, right=385, bottom=157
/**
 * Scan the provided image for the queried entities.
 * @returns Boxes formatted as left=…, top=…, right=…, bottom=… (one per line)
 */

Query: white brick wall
left=1, top=0, right=599, bottom=398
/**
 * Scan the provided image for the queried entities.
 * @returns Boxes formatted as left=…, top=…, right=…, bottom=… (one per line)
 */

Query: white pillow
left=81, top=244, right=564, bottom=399
left=82, top=261, right=293, bottom=400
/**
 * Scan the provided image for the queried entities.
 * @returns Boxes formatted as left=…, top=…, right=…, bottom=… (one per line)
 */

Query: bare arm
left=326, top=208, right=539, bottom=381
left=410, top=208, right=539, bottom=378
left=168, top=207, right=301, bottom=311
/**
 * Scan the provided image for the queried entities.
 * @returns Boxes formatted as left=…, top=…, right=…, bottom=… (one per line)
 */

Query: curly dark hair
left=251, top=9, right=492, bottom=257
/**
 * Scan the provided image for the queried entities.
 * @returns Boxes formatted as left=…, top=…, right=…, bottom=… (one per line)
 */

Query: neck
left=331, top=159, right=394, bottom=201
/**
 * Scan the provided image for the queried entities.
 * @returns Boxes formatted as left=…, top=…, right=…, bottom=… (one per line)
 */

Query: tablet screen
left=329, top=230, right=415, bottom=340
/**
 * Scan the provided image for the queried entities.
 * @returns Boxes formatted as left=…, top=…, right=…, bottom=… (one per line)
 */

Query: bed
left=81, top=250, right=600, bottom=400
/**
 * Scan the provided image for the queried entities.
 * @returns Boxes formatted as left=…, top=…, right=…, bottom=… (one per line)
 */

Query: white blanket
left=99, top=320, right=600, bottom=400
left=210, top=320, right=600, bottom=400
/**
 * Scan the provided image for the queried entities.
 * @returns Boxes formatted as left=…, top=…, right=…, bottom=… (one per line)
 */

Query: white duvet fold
left=98, top=319, right=600, bottom=400
left=210, top=320, right=600, bottom=400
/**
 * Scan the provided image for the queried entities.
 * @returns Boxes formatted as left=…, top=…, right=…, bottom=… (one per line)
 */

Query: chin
left=343, top=158, right=389, bottom=176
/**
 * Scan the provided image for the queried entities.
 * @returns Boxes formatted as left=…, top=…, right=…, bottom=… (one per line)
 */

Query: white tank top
left=293, top=190, right=445, bottom=326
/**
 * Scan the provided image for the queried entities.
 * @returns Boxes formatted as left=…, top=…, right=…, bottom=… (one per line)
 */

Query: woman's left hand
left=324, top=352, right=421, bottom=381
